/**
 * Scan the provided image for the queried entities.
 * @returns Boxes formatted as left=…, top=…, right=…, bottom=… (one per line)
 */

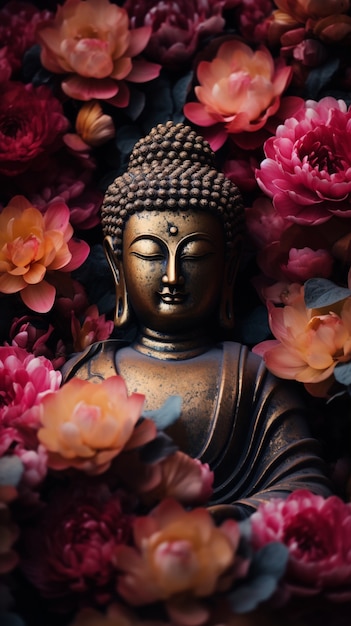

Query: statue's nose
left=161, top=254, right=184, bottom=286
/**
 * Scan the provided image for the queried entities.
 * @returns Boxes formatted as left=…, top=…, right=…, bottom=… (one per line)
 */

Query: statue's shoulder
left=61, top=339, right=128, bottom=384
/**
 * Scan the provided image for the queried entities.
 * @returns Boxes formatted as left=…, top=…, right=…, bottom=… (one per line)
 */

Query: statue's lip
left=158, top=290, right=186, bottom=303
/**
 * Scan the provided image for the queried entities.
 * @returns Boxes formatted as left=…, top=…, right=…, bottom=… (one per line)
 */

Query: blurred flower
left=236, top=0, right=274, bottom=44
left=36, top=0, right=160, bottom=106
left=253, top=285, right=351, bottom=396
left=115, top=450, right=214, bottom=506
left=0, top=1, right=52, bottom=78
left=184, top=39, right=294, bottom=150
left=9, top=315, right=66, bottom=369
left=38, top=376, right=150, bottom=474
left=115, top=498, right=245, bottom=625
left=0, top=345, right=61, bottom=436
left=0, top=500, right=19, bottom=574
left=64, top=101, right=115, bottom=153
left=251, top=489, right=351, bottom=601
left=0, top=456, right=22, bottom=575
left=223, top=151, right=260, bottom=193
left=0, top=346, right=60, bottom=489
left=245, top=196, right=289, bottom=249
left=71, top=304, right=114, bottom=352
left=0, top=81, right=69, bottom=177
left=125, top=0, right=226, bottom=72
left=256, top=97, right=351, bottom=225
left=12, top=149, right=103, bottom=231
left=0, top=196, right=90, bottom=313
left=22, top=484, right=134, bottom=604
left=72, top=604, right=170, bottom=626
left=141, top=452, right=214, bottom=506
left=273, top=0, right=350, bottom=24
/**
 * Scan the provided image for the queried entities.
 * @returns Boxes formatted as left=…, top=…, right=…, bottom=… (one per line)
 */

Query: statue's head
left=101, top=121, right=245, bottom=333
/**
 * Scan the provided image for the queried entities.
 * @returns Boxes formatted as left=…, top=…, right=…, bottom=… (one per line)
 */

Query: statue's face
left=122, top=209, right=226, bottom=332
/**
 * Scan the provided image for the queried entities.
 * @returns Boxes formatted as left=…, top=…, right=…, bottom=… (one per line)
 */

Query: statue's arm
left=210, top=348, right=332, bottom=521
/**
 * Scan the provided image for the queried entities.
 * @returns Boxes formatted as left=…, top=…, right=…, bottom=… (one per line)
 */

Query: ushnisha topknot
left=101, top=121, right=245, bottom=257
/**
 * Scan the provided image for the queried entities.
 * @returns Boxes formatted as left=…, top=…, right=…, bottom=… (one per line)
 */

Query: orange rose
left=36, top=0, right=160, bottom=106
left=38, top=376, right=148, bottom=474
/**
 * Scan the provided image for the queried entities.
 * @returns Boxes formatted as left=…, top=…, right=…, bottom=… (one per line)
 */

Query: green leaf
left=250, top=542, right=289, bottom=580
left=334, top=361, right=351, bottom=386
left=304, top=278, right=351, bottom=309
left=140, top=432, right=178, bottom=464
left=228, top=542, right=288, bottom=613
left=0, top=456, right=23, bottom=487
left=143, top=395, right=182, bottom=430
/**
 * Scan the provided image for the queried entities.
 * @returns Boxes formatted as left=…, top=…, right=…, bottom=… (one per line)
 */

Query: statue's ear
left=103, top=236, right=130, bottom=328
left=219, top=236, right=243, bottom=330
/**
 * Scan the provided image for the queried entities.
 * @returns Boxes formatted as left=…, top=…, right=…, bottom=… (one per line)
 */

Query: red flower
left=0, top=1, right=52, bottom=78
left=9, top=315, right=66, bottom=369
left=251, top=490, right=351, bottom=601
left=0, top=82, right=69, bottom=177
left=256, top=97, right=351, bottom=225
left=125, top=0, right=227, bottom=72
left=22, top=484, right=134, bottom=604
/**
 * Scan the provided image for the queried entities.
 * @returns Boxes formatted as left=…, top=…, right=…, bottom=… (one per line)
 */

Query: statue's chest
left=115, top=347, right=223, bottom=457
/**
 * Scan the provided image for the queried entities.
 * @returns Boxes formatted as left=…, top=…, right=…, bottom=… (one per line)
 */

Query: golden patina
left=63, top=121, right=330, bottom=520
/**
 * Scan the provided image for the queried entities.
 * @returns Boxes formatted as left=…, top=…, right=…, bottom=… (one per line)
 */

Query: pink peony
left=36, top=0, right=160, bottom=106
left=0, top=81, right=69, bottom=177
left=125, top=0, right=227, bottom=72
left=22, top=484, right=134, bottom=604
left=251, top=489, right=351, bottom=601
left=184, top=38, right=298, bottom=150
left=256, top=97, right=351, bottom=225
left=0, top=196, right=90, bottom=313
left=0, top=345, right=61, bottom=435
left=0, top=1, right=52, bottom=78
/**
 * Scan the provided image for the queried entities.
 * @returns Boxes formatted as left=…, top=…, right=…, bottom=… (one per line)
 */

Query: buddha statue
left=63, top=121, right=331, bottom=519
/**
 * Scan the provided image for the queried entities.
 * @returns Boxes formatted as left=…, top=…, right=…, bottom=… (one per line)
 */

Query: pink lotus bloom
left=36, top=0, right=160, bottom=106
left=253, top=286, right=351, bottom=396
left=71, top=304, right=114, bottom=352
left=0, top=81, right=69, bottom=177
left=38, top=376, right=151, bottom=475
left=246, top=196, right=289, bottom=249
left=115, top=498, right=244, bottom=625
left=256, top=97, right=351, bottom=225
left=184, top=39, right=295, bottom=150
left=22, top=484, right=134, bottom=603
left=0, top=196, right=89, bottom=313
left=251, top=489, right=351, bottom=601
left=125, top=0, right=227, bottom=72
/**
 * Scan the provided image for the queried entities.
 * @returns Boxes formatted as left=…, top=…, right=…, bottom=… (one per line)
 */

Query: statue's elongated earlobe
left=103, top=236, right=130, bottom=327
